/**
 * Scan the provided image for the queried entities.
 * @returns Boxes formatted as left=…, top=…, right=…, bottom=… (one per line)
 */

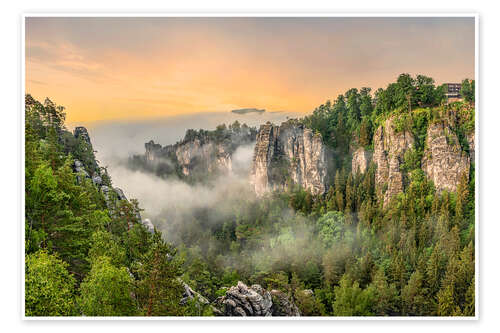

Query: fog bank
left=78, top=111, right=295, bottom=230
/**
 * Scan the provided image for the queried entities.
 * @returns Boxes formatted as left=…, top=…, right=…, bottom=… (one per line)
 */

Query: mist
left=80, top=111, right=294, bottom=237
left=72, top=109, right=338, bottom=279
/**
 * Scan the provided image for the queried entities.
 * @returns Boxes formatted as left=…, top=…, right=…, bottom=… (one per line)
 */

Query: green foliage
left=88, top=230, right=126, bottom=267
left=78, top=256, right=137, bottom=316
left=316, top=211, right=349, bottom=247
left=400, top=148, right=422, bottom=173
left=25, top=251, right=77, bottom=316
left=25, top=95, right=190, bottom=317
left=401, top=270, right=432, bottom=315
left=134, top=232, right=185, bottom=316
left=25, top=75, right=475, bottom=317
left=460, top=79, right=475, bottom=104
left=333, top=275, right=375, bottom=316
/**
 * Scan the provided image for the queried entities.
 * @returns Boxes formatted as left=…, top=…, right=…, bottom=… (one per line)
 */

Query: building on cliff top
left=445, top=83, right=462, bottom=103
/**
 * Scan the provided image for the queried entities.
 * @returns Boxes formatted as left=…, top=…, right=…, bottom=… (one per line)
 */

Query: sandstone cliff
left=422, top=121, right=470, bottom=193
left=373, top=117, right=415, bottom=207
left=373, top=112, right=473, bottom=206
left=251, top=121, right=328, bottom=196
left=143, top=126, right=256, bottom=178
left=352, top=147, right=372, bottom=174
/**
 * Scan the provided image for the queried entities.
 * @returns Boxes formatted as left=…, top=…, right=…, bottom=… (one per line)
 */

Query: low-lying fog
left=77, top=111, right=296, bottom=229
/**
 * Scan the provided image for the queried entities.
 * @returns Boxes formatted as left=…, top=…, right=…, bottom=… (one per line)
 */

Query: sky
left=25, top=17, right=475, bottom=125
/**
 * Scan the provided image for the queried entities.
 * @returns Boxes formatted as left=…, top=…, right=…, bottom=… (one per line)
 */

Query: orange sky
left=25, top=17, right=475, bottom=125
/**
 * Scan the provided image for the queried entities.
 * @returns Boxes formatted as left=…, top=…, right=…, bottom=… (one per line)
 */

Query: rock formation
left=251, top=121, right=328, bottom=196
left=175, top=139, right=232, bottom=176
left=215, top=281, right=300, bottom=316
left=352, top=147, right=372, bottom=174
left=422, top=121, right=470, bottom=193
left=143, top=126, right=256, bottom=178
left=72, top=126, right=151, bottom=233
left=373, top=117, right=415, bottom=207
left=74, top=126, right=92, bottom=146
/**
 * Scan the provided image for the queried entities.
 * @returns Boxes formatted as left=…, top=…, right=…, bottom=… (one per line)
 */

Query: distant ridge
left=231, top=108, right=265, bottom=114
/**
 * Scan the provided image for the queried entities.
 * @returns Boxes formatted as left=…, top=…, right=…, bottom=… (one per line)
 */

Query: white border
left=21, top=13, right=479, bottom=321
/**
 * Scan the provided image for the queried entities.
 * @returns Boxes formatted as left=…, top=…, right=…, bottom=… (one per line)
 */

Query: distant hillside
left=231, top=108, right=265, bottom=114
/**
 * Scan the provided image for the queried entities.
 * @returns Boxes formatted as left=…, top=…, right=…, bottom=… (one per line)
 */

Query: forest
left=24, top=74, right=475, bottom=317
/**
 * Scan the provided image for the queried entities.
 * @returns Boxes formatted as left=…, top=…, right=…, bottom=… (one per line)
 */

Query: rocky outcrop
left=422, top=121, right=470, bottom=193
left=373, top=117, right=415, bottom=207
left=269, top=289, right=301, bottom=316
left=352, top=147, right=372, bottom=174
left=72, top=126, right=151, bottom=233
left=143, top=126, right=256, bottom=178
left=74, top=126, right=92, bottom=145
left=251, top=121, right=328, bottom=196
left=215, top=281, right=299, bottom=317
left=179, top=279, right=210, bottom=306
left=175, top=139, right=232, bottom=176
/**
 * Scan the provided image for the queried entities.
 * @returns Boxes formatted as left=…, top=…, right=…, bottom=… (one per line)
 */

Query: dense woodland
left=25, top=74, right=475, bottom=317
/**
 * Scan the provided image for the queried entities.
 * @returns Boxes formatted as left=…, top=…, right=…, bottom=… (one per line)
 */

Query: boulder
left=215, top=281, right=299, bottom=317
left=92, top=174, right=102, bottom=186
left=141, top=218, right=155, bottom=234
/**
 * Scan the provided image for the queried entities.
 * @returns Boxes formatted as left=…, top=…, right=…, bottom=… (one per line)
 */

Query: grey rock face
left=74, top=126, right=92, bottom=145
left=216, top=281, right=299, bottom=317
left=422, top=121, right=470, bottom=193
left=179, top=279, right=210, bottom=306
left=113, top=187, right=127, bottom=201
left=92, top=174, right=102, bottom=186
left=175, top=139, right=232, bottom=176
left=72, top=127, right=151, bottom=235
left=145, top=140, right=164, bottom=162
left=73, top=126, right=99, bottom=173
left=373, top=117, right=415, bottom=207
left=144, top=128, right=255, bottom=178
left=73, top=159, right=90, bottom=183
left=352, top=147, right=372, bottom=174
left=251, top=121, right=328, bottom=196
left=141, top=218, right=155, bottom=234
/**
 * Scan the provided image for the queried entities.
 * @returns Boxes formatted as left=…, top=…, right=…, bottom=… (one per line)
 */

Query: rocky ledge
left=215, top=281, right=300, bottom=316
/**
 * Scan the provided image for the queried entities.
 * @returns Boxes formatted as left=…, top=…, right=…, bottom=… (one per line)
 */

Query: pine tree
left=134, top=232, right=184, bottom=316
left=401, top=270, right=431, bottom=316
left=369, top=268, right=399, bottom=316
